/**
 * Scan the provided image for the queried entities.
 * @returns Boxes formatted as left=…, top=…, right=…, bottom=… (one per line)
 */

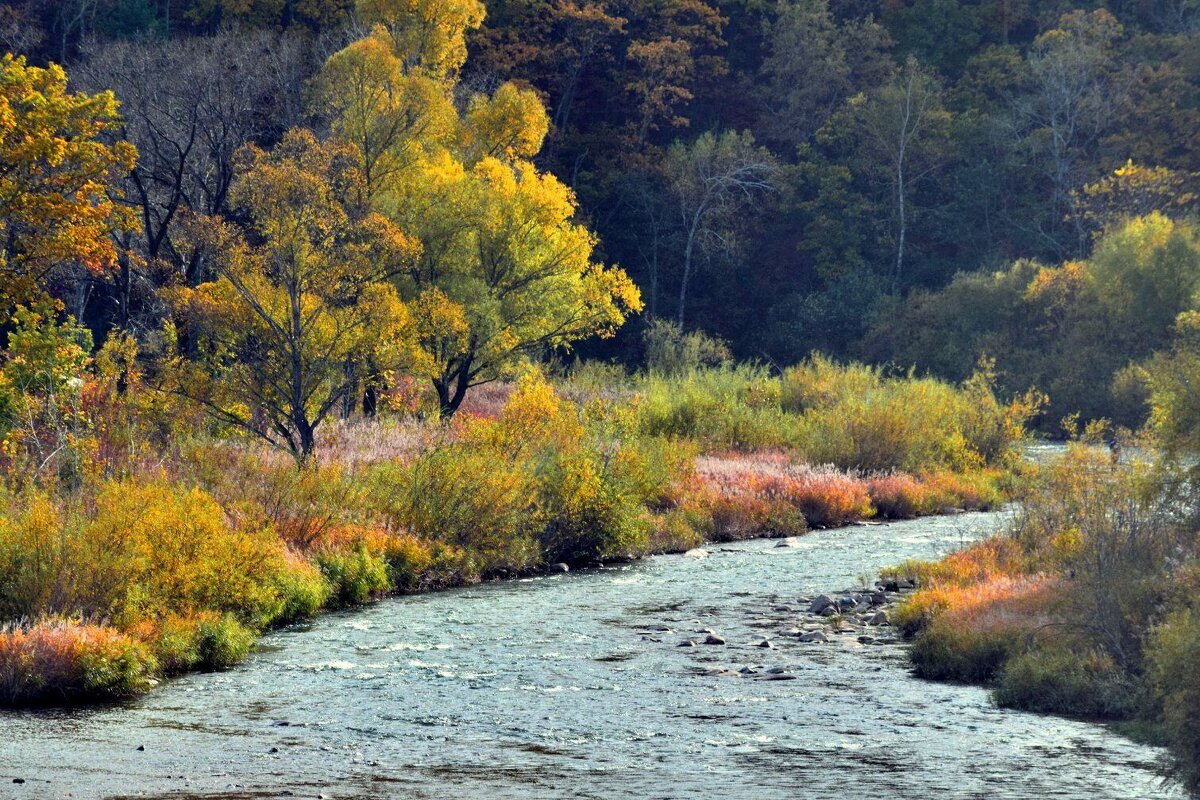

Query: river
left=0, top=507, right=1179, bottom=799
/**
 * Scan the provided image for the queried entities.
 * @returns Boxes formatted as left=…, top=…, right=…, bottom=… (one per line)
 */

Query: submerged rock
left=703, top=634, right=726, bottom=645
left=798, top=631, right=828, bottom=643
left=549, top=563, right=570, bottom=574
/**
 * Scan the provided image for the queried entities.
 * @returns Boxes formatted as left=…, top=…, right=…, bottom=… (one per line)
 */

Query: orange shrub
left=867, top=473, right=930, bottom=519
left=687, top=454, right=872, bottom=533
left=766, top=469, right=873, bottom=528
left=0, top=620, right=156, bottom=704
left=904, top=574, right=1062, bottom=682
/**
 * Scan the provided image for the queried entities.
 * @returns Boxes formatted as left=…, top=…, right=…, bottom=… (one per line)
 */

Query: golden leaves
left=0, top=55, right=136, bottom=319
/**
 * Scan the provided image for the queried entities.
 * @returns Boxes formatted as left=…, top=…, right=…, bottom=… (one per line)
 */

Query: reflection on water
left=0, top=509, right=1178, bottom=799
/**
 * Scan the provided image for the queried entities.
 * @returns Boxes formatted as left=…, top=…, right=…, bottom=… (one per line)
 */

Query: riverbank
left=886, top=443, right=1199, bottom=794
left=0, top=510, right=1175, bottom=800
left=0, top=362, right=1030, bottom=706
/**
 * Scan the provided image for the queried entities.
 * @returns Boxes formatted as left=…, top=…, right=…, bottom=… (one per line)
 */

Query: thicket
left=893, top=441, right=1200, bottom=790
left=0, top=342, right=1025, bottom=705
left=633, top=355, right=1038, bottom=472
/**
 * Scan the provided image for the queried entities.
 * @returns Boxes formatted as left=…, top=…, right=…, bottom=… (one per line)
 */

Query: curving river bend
left=0, top=508, right=1179, bottom=799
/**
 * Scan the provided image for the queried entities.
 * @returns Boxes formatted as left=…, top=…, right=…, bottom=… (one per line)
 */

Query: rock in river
left=867, top=611, right=890, bottom=626
left=808, top=595, right=836, bottom=614
left=549, top=563, right=570, bottom=574
left=798, top=631, right=829, bottom=643
left=703, top=634, right=726, bottom=645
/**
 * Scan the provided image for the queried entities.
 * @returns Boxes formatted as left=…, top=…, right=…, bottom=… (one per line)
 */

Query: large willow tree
left=316, top=0, right=642, bottom=416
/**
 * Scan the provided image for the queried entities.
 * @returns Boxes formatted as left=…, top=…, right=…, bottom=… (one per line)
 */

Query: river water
left=0, top=508, right=1179, bottom=799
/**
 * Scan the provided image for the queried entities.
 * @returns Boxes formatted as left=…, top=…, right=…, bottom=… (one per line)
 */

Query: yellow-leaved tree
left=317, top=1, right=642, bottom=416
left=165, top=130, right=421, bottom=461
left=0, top=54, right=136, bottom=320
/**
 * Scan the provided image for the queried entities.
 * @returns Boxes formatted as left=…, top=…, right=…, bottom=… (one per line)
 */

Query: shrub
left=995, top=647, right=1139, bottom=718
left=536, top=446, right=652, bottom=565
left=370, top=446, right=540, bottom=575
left=383, top=534, right=477, bottom=591
left=686, top=454, right=873, bottom=534
left=772, top=469, right=873, bottom=528
left=0, top=480, right=303, bottom=630
left=635, top=365, right=790, bottom=450
left=899, top=572, right=1061, bottom=681
left=867, top=474, right=930, bottom=519
left=193, top=613, right=255, bottom=669
left=1147, top=607, right=1200, bottom=793
left=631, top=357, right=1026, bottom=474
left=647, top=508, right=706, bottom=553
left=909, top=619, right=1022, bottom=683
left=920, top=469, right=1005, bottom=512
left=0, top=620, right=156, bottom=704
left=784, top=356, right=1030, bottom=473
left=316, top=539, right=391, bottom=606
left=270, top=553, right=330, bottom=623
left=642, top=320, right=732, bottom=375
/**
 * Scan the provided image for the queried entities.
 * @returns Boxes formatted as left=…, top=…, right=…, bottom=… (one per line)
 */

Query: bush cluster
left=893, top=444, right=1200, bottom=789
left=631, top=356, right=1033, bottom=472
left=0, top=359, right=1025, bottom=705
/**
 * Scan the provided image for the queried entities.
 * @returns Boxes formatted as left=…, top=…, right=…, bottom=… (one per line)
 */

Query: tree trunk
left=433, top=356, right=474, bottom=419
left=677, top=218, right=700, bottom=326
left=894, top=160, right=906, bottom=296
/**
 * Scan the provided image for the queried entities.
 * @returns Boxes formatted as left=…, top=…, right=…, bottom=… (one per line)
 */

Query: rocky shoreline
left=634, top=544, right=921, bottom=681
